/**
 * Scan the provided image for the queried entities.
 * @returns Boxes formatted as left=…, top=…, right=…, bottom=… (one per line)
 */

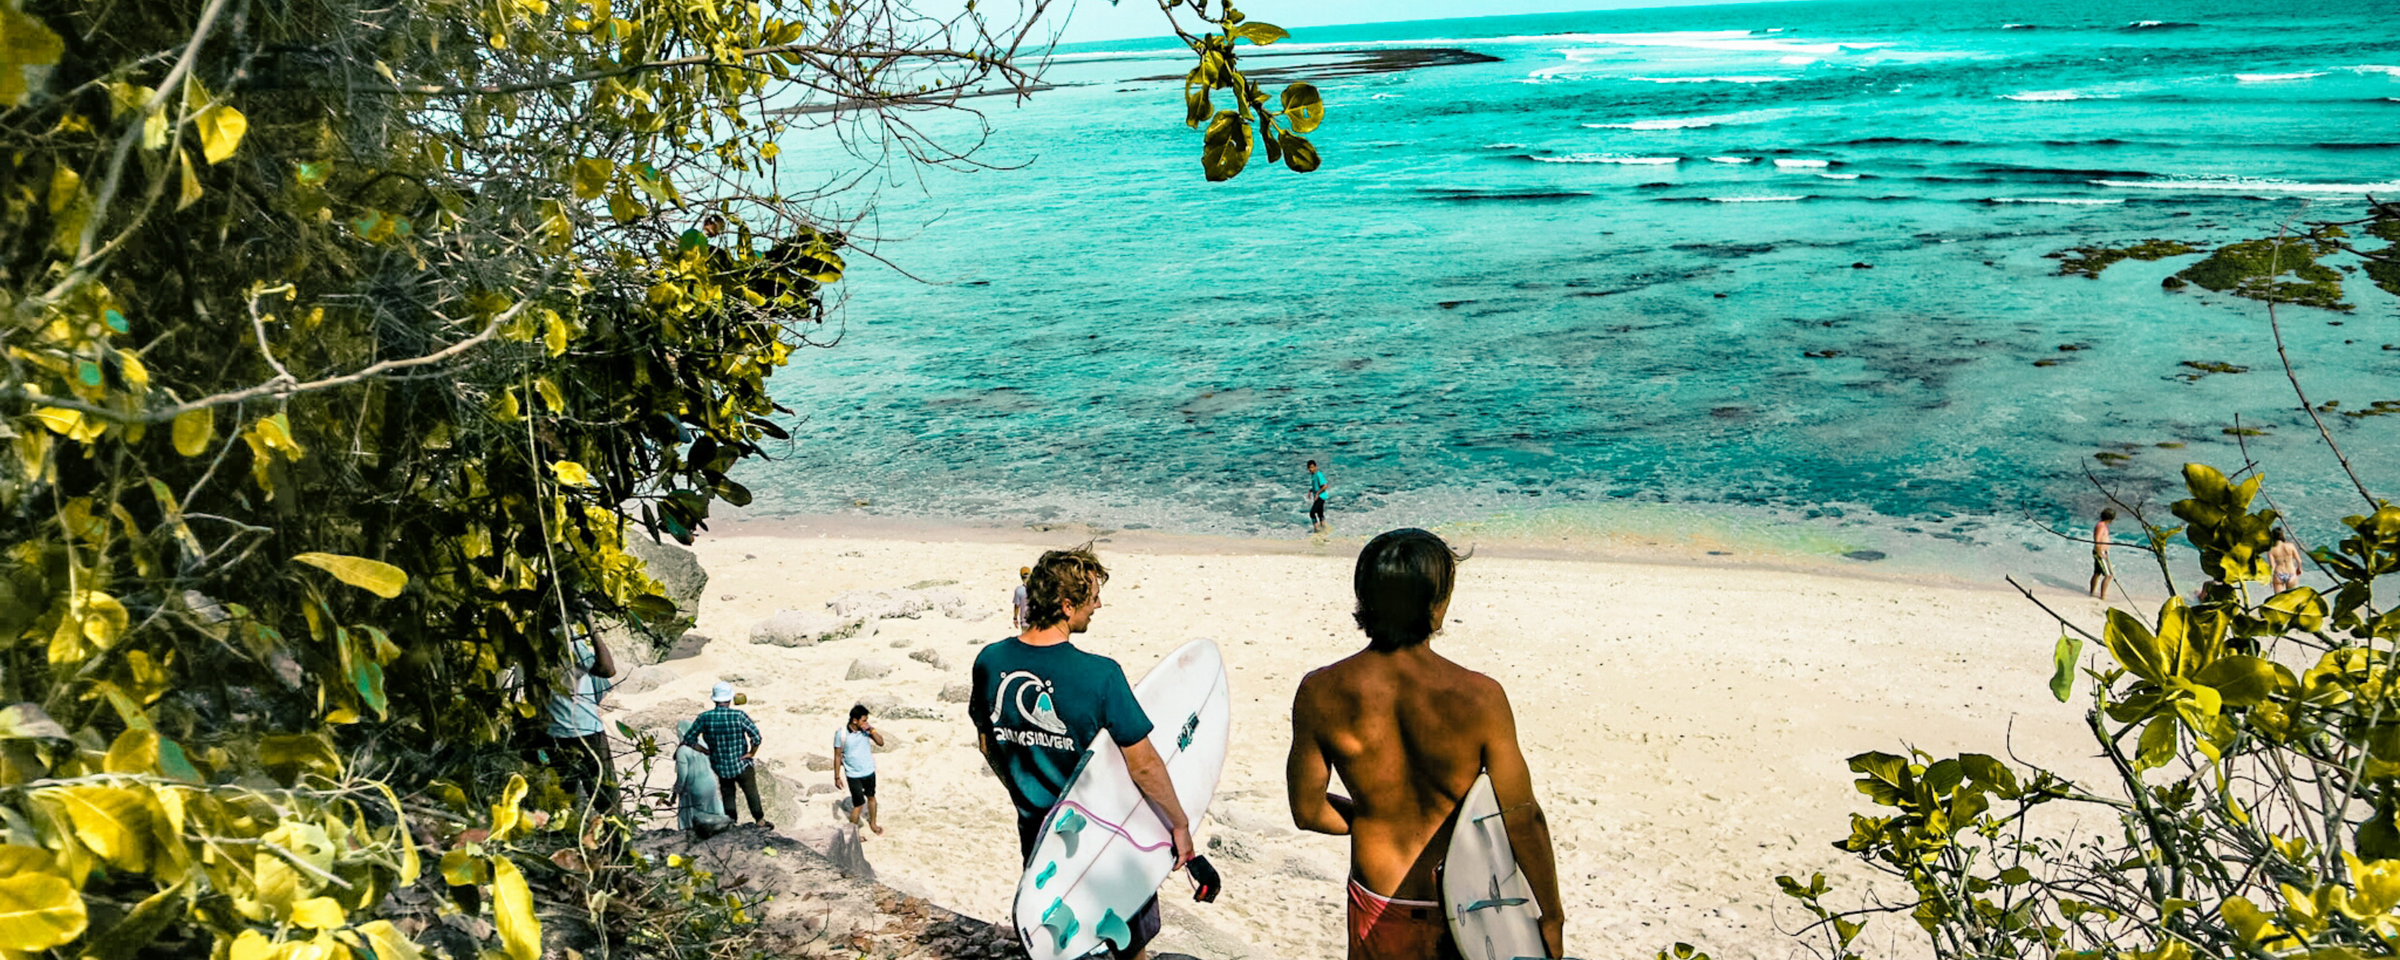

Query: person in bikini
left=1286, top=528, right=1565, bottom=960
left=2268, top=527, right=2303, bottom=593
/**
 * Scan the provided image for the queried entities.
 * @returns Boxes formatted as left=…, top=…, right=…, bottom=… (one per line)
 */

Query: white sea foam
left=1706, top=195, right=1807, bottom=202
left=1542, top=30, right=1890, bottom=56
left=2003, top=90, right=2085, bottom=101
left=1628, top=75, right=1793, bottom=84
left=1778, top=56, right=1818, bottom=65
left=2235, top=72, right=2325, bottom=82
left=2002, top=22, right=2035, bottom=29
left=1709, top=156, right=1761, bottom=164
left=2092, top=177, right=2400, bottom=195
left=1581, top=109, right=1790, bottom=131
left=1369, top=93, right=1405, bottom=100
left=2346, top=65, right=2400, bottom=77
left=1533, top=153, right=1683, bottom=164
left=1774, top=158, right=1831, bottom=169
left=1818, top=173, right=1861, bottom=180
left=1988, top=197, right=2125, bottom=205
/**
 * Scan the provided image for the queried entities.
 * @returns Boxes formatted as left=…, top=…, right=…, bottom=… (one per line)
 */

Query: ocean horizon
left=755, top=0, right=2400, bottom=582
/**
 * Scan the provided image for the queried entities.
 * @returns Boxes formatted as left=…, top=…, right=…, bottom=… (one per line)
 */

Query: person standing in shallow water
left=1286, top=529, right=1565, bottom=960
left=2089, top=508, right=2117, bottom=600
left=2269, top=527, right=2304, bottom=593
left=1307, top=459, right=1331, bottom=533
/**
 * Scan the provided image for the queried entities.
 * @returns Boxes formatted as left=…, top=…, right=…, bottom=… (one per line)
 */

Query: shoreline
left=709, top=505, right=2156, bottom=601
left=614, top=512, right=2124, bottom=959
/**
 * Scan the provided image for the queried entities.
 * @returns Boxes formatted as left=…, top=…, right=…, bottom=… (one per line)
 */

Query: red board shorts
left=1348, top=880, right=1462, bottom=960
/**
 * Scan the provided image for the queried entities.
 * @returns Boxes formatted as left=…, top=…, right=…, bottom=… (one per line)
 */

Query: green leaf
left=1228, top=21, right=1288, bottom=45
left=2182, top=462, right=2232, bottom=504
left=1279, top=82, right=1323, bottom=134
left=493, top=857, right=541, bottom=960
left=78, top=877, right=187, bottom=960
left=171, top=408, right=212, bottom=456
left=0, top=5, right=64, bottom=109
left=291, top=552, right=408, bottom=598
left=38, top=784, right=152, bottom=871
left=177, top=146, right=203, bottom=210
left=0, top=703, right=67, bottom=740
left=2104, top=608, right=2168, bottom=683
left=2050, top=633, right=2081, bottom=702
left=1201, top=111, right=1250, bottom=182
left=2362, top=798, right=2400, bottom=861
left=0, top=870, right=86, bottom=952
left=1277, top=132, right=1320, bottom=173
left=257, top=732, right=341, bottom=785
left=2135, top=716, right=2177, bottom=771
left=194, top=103, right=248, bottom=164
left=2193, top=655, right=2290, bottom=708
left=572, top=157, right=611, bottom=199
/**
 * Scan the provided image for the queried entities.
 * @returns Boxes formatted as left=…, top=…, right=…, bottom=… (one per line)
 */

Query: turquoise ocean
left=760, top=0, right=2400, bottom=579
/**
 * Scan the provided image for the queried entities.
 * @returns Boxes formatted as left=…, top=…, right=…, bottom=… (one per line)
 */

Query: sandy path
left=607, top=517, right=2115, bottom=960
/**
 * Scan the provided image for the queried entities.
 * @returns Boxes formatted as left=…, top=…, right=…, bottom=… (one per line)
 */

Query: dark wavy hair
left=1026, top=545, right=1110, bottom=630
left=1353, top=528, right=1467, bottom=651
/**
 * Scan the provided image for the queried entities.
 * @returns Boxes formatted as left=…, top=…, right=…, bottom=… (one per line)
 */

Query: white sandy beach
left=610, top=515, right=2123, bottom=960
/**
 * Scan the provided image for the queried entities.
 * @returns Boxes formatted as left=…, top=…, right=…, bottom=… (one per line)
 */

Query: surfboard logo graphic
left=995, top=670, right=1070, bottom=735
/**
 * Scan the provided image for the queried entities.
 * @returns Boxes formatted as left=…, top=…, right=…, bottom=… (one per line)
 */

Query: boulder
left=619, top=698, right=706, bottom=736
left=858, top=693, right=943, bottom=721
left=846, top=658, right=893, bottom=681
left=803, top=753, right=836, bottom=772
left=750, top=609, right=872, bottom=647
left=827, top=585, right=976, bottom=622
left=908, top=648, right=948, bottom=671
left=626, top=537, right=708, bottom=628
left=661, top=630, right=712, bottom=661
left=612, top=663, right=679, bottom=696
left=937, top=682, right=972, bottom=704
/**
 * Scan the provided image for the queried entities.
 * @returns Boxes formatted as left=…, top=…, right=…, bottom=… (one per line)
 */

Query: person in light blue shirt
left=543, top=630, right=619, bottom=815
left=836, top=704, right=886, bottom=835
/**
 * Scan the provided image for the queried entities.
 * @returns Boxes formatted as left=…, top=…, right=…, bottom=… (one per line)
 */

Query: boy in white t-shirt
left=835, top=703, right=886, bottom=834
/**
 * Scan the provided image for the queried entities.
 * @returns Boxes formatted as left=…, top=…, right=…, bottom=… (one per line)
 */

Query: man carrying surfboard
left=1286, top=528, right=1566, bottom=960
left=972, top=546, right=1195, bottom=960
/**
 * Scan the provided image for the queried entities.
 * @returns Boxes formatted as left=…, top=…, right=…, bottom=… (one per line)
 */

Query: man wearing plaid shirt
left=682, top=682, right=768, bottom=827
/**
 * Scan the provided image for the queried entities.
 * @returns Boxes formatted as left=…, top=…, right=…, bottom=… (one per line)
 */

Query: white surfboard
left=1443, top=772, right=1547, bottom=960
left=1013, top=638, right=1232, bottom=960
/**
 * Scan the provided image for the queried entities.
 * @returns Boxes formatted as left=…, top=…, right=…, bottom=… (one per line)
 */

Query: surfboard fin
left=1040, top=900, right=1079, bottom=952
left=1096, top=907, right=1133, bottom=950
left=1034, top=861, right=1057, bottom=889
left=1053, top=807, right=1088, bottom=858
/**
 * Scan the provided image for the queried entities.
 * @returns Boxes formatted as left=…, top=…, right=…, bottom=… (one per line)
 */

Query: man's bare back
left=1288, top=645, right=1564, bottom=955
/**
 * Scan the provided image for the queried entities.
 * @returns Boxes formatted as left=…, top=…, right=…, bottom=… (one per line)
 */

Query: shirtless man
left=2268, top=527, right=2303, bottom=594
left=1286, top=528, right=1564, bottom=960
left=2088, top=508, right=2117, bottom=600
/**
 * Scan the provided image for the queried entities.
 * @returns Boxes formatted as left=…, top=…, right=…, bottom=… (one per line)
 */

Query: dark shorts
left=1311, top=497, right=1327, bottom=522
left=2092, top=555, right=2107, bottom=577
left=847, top=772, right=877, bottom=807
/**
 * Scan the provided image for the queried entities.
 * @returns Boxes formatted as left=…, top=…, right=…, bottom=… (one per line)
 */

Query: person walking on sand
left=683, top=682, right=769, bottom=828
left=1307, top=459, right=1332, bottom=533
left=1012, top=566, right=1032, bottom=631
left=2269, top=527, right=2304, bottom=594
left=2088, top=508, right=2117, bottom=600
left=836, top=704, right=886, bottom=835
left=1287, top=528, right=1565, bottom=960
left=971, top=546, right=1196, bottom=960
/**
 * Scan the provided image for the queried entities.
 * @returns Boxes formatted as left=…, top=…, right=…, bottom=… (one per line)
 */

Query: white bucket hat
left=711, top=681, right=735, bottom=703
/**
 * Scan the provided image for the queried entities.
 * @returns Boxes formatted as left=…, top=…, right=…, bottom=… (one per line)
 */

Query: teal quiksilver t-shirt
left=969, top=638, right=1153, bottom=858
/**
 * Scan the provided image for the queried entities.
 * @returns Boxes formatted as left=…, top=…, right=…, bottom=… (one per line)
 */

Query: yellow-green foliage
left=1769, top=462, right=2400, bottom=960
left=2051, top=239, right=2200, bottom=279
left=2175, top=236, right=2353, bottom=310
left=0, top=1, right=1319, bottom=958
